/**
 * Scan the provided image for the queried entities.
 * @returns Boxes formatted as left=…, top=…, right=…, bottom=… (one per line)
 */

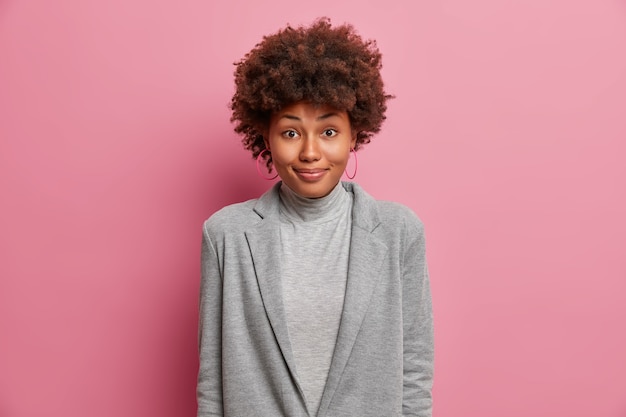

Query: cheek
left=326, top=144, right=351, bottom=164
left=270, top=145, right=297, bottom=166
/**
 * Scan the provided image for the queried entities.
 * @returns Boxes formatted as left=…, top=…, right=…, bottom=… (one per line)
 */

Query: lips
left=293, top=168, right=328, bottom=182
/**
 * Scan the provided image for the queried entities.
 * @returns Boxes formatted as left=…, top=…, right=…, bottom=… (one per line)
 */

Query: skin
left=264, top=101, right=357, bottom=198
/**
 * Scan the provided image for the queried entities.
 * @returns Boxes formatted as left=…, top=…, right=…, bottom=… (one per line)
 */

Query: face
left=265, top=101, right=356, bottom=198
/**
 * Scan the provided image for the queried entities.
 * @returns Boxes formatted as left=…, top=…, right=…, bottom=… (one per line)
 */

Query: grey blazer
left=198, top=182, right=433, bottom=417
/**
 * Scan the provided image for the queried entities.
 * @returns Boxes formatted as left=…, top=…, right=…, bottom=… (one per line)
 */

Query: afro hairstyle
left=230, top=17, right=393, bottom=166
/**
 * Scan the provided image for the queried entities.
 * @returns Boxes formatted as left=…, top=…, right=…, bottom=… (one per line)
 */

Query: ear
left=350, top=132, right=358, bottom=150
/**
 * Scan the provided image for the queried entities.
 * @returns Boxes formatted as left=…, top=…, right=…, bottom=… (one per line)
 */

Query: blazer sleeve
left=197, top=223, right=224, bottom=416
left=402, top=218, right=434, bottom=416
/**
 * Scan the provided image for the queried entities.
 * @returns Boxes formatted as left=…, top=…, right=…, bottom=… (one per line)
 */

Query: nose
left=299, top=135, right=321, bottom=162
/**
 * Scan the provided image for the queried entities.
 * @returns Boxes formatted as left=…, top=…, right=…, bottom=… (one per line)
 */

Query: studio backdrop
left=1, top=0, right=625, bottom=416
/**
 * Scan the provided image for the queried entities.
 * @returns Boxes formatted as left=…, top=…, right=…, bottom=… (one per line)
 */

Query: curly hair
left=230, top=17, right=393, bottom=166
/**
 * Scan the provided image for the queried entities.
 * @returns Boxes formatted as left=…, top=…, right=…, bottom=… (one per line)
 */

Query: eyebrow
left=280, top=112, right=341, bottom=121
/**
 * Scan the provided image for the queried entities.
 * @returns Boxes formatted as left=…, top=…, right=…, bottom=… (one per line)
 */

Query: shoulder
left=202, top=183, right=281, bottom=239
left=347, top=182, right=425, bottom=234
left=376, top=200, right=423, bottom=227
left=203, top=198, right=258, bottom=237
left=375, top=200, right=426, bottom=245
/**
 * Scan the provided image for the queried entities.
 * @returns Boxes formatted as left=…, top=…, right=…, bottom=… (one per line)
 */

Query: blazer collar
left=317, top=183, right=389, bottom=415
left=252, top=181, right=382, bottom=233
left=244, top=182, right=305, bottom=400
left=246, top=182, right=388, bottom=416
left=251, top=181, right=282, bottom=221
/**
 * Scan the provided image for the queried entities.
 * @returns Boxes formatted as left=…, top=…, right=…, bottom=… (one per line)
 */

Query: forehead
left=272, top=101, right=347, bottom=121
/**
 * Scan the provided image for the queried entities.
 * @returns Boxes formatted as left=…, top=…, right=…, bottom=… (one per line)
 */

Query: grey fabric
left=278, top=182, right=353, bottom=415
left=197, top=182, right=434, bottom=417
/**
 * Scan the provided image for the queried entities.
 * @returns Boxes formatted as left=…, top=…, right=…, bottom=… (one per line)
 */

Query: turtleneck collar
left=279, top=181, right=351, bottom=223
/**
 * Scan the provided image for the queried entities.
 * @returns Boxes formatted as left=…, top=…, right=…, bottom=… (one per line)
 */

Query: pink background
left=1, top=0, right=625, bottom=416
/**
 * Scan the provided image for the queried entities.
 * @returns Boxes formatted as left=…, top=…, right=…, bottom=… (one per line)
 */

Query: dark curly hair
left=230, top=17, right=393, bottom=166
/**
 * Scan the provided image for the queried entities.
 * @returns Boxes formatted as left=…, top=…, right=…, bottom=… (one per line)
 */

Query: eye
left=282, top=129, right=299, bottom=139
left=322, top=129, right=338, bottom=138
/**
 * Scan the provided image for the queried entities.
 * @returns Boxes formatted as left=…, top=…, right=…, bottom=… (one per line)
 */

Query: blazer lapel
left=317, top=183, right=389, bottom=416
left=244, top=184, right=306, bottom=399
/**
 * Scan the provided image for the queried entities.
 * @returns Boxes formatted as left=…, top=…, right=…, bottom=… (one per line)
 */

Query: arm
left=402, top=219, right=434, bottom=416
left=197, top=224, right=223, bottom=416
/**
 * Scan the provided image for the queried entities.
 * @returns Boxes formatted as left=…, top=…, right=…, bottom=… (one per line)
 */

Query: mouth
left=293, top=168, right=328, bottom=182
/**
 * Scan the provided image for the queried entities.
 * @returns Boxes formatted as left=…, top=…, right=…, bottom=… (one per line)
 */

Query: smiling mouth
left=293, top=168, right=328, bottom=181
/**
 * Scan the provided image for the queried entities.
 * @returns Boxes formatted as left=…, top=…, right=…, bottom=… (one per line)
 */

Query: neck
left=279, top=182, right=349, bottom=223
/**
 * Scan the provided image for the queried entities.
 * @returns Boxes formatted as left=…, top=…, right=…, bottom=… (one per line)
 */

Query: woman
left=198, top=18, right=433, bottom=417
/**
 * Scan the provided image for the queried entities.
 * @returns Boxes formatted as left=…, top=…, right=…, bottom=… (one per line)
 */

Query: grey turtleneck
left=278, top=182, right=353, bottom=416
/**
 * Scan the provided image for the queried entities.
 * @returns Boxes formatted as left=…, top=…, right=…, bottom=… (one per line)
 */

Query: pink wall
left=1, top=0, right=625, bottom=416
